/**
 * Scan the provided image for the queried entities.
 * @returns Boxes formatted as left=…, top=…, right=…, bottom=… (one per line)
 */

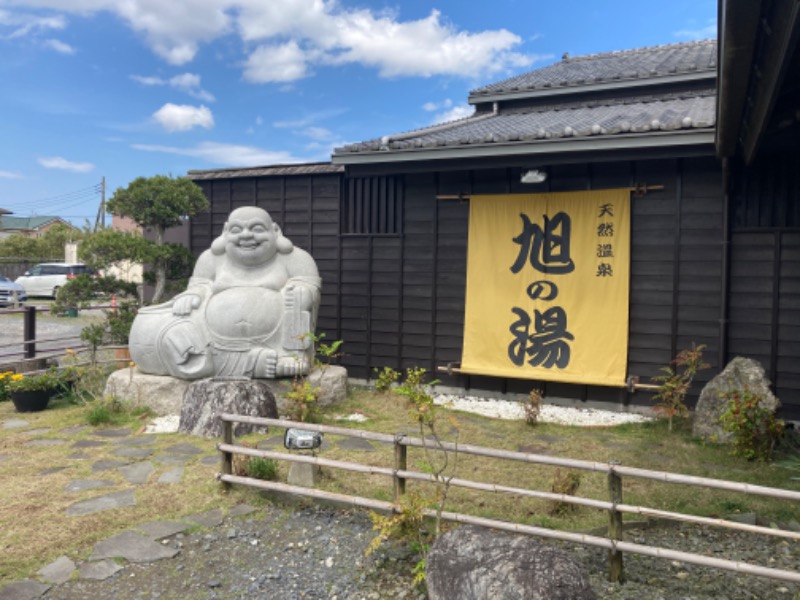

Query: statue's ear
left=274, top=224, right=294, bottom=254
left=210, top=225, right=228, bottom=255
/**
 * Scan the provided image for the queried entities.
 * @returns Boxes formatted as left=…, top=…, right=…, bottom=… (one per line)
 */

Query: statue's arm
left=172, top=250, right=215, bottom=316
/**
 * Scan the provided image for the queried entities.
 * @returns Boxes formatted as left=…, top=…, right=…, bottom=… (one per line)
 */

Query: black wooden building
left=187, top=1, right=800, bottom=419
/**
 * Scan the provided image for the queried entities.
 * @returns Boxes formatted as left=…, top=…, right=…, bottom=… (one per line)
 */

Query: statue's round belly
left=205, top=287, right=283, bottom=341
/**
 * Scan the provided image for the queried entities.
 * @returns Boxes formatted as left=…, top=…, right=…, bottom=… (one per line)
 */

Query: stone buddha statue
left=129, top=206, right=321, bottom=380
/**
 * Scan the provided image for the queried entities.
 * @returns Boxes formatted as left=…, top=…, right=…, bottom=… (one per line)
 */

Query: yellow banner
left=461, top=189, right=630, bottom=386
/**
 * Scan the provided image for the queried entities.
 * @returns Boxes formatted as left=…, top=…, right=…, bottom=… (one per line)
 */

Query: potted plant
left=7, top=368, right=64, bottom=412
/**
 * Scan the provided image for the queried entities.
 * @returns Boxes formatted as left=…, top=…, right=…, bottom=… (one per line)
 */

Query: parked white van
left=15, top=263, right=97, bottom=298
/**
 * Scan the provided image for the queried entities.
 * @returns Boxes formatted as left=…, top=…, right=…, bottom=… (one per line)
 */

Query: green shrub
left=651, top=343, right=709, bottom=432
left=247, top=457, right=279, bottom=481
left=373, top=366, right=400, bottom=393
left=86, top=398, right=123, bottom=426
left=720, top=386, right=785, bottom=461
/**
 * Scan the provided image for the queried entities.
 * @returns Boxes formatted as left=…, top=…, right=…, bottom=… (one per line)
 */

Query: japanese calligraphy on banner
left=461, top=189, right=630, bottom=386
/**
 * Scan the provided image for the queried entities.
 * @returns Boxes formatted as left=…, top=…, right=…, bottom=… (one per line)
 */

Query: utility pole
left=94, top=176, right=106, bottom=231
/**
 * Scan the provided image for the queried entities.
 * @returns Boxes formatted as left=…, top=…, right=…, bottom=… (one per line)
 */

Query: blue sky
left=0, top=0, right=717, bottom=227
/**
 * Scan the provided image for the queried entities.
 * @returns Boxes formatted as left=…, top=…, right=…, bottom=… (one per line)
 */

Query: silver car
left=0, top=275, right=27, bottom=307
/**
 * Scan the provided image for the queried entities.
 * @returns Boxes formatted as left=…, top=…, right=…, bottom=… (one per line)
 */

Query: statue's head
left=211, top=206, right=293, bottom=266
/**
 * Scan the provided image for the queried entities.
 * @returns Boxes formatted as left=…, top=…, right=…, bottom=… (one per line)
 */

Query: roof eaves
left=332, top=130, right=715, bottom=165
left=468, top=71, right=716, bottom=105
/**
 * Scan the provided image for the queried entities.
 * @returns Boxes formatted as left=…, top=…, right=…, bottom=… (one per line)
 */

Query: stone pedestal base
left=287, top=462, right=321, bottom=487
left=179, top=378, right=279, bottom=438
left=104, top=368, right=190, bottom=416
left=263, top=366, right=348, bottom=416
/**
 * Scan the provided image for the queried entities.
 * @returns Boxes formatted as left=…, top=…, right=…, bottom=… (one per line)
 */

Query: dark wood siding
left=188, top=156, right=800, bottom=414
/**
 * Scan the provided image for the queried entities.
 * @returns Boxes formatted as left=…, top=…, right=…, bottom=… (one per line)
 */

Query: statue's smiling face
left=225, top=211, right=278, bottom=266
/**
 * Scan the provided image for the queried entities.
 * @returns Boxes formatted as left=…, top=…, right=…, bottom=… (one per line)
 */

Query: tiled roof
left=336, top=89, right=715, bottom=155
left=187, top=162, right=343, bottom=181
left=472, top=39, right=717, bottom=98
left=0, top=216, right=66, bottom=230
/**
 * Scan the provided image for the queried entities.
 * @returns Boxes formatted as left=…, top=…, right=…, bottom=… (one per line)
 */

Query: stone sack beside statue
left=129, top=206, right=321, bottom=380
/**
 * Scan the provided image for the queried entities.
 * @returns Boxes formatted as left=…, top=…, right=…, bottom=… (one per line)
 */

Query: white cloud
left=132, top=141, right=299, bottom=166
left=423, top=98, right=454, bottom=112
left=0, top=9, right=66, bottom=39
left=0, top=170, right=23, bottom=179
left=272, top=108, right=346, bottom=129
left=243, top=41, right=310, bottom=83
left=153, top=103, right=214, bottom=132
left=131, top=72, right=215, bottom=101
left=431, top=104, right=474, bottom=125
left=44, top=38, right=75, bottom=54
left=674, top=19, right=717, bottom=40
left=38, top=156, right=95, bottom=173
left=5, top=2, right=537, bottom=80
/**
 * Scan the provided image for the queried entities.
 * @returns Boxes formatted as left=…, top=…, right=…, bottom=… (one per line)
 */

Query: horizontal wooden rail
left=219, top=442, right=800, bottom=543
left=218, top=415, right=800, bottom=501
left=218, top=473, right=800, bottom=584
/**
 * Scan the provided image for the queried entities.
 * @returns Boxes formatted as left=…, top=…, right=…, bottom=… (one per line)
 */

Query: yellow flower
left=11, top=374, right=24, bottom=381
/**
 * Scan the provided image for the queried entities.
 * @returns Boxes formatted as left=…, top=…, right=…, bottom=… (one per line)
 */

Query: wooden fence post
left=393, top=434, right=407, bottom=503
left=607, top=460, right=625, bottom=583
left=220, top=419, right=233, bottom=491
left=23, top=305, right=36, bottom=359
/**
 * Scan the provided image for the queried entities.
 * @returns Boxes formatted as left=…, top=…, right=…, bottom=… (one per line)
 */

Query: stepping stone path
left=336, top=437, right=377, bottom=452
left=64, top=479, right=115, bottom=492
left=119, top=461, right=155, bottom=484
left=93, top=427, right=133, bottom=438
left=65, top=489, right=136, bottom=517
left=0, top=412, right=229, bottom=598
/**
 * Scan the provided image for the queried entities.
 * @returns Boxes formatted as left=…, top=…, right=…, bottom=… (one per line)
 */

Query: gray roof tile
left=187, top=162, right=343, bottom=180
left=336, top=90, right=715, bottom=154
left=472, top=39, right=717, bottom=97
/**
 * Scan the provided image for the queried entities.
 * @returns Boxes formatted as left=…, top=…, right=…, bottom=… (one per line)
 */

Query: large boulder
left=179, top=378, right=278, bottom=437
left=104, top=367, right=190, bottom=416
left=693, top=357, right=780, bottom=443
left=426, top=526, right=596, bottom=600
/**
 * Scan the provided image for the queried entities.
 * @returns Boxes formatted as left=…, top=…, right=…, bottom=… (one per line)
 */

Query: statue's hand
left=276, top=355, right=309, bottom=377
left=172, top=294, right=201, bottom=316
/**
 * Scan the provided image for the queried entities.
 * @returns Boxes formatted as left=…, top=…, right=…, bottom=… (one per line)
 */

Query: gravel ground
left=42, top=503, right=799, bottom=600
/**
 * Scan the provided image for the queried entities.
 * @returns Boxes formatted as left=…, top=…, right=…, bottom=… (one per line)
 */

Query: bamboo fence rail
left=217, top=414, right=800, bottom=584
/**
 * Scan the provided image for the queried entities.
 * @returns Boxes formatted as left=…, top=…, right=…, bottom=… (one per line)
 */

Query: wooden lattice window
left=342, top=176, right=403, bottom=235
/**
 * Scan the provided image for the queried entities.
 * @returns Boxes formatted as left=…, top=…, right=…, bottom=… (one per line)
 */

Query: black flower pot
left=10, top=389, right=54, bottom=412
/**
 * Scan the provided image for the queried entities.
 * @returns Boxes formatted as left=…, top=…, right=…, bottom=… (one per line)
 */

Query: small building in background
left=0, top=215, right=76, bottom=240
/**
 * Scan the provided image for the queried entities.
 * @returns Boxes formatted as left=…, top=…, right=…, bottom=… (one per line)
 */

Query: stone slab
left=60, top=426, right=87, bottom=435
left=79, top=559, right=123, bottom=580
left=257, top=435, right=285, bottom=448
left=154, top=454, right=190, bottom=466
left=2, top=419, right=30, bottom=429
left=119, top=461, right=154, bottom=484
left=113, top=436, right=156, bottom=446
left=37, top=555, right=76, bottom=584
left=135, top=520, right=191, bottom=540
left=72, top=440, right=107, bottom=448
left=112, top=447, right=154, bottom=459
left=164, top=442, right=203, bottom=455
left=66, top=489, right=136, bottom=517
left=0, top=580, right=50, bottom=600
left=200, top=455, right=218, bottom=466
left=68, top=452, right=89, bottom=460
left=26, top=438, right=67, bottom=447
left=65, top=479, right=115, bottom=493
left=90, top=530, right=179, bottom=563
left=104, top=368, right=190, bottom=416
left=0, top=454, right=9, bottom=463
left=228, top=504, right=257, bottom=517
left=93, top=428, right=132, bottom=438
left=185, top=508, right=224, bottom=528
left=288, top=462, right=322, bottom=487
left=158, top=467, right=184, bottom=484
left=92, top=459, right=131, bottom=472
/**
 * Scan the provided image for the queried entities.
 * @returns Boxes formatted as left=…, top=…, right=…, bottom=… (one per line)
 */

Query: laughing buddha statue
left=129, top=206, right=321, bottom=380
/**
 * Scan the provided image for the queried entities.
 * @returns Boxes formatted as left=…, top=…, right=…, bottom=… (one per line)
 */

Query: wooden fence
left=217, top=414, right=800, bottom=585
